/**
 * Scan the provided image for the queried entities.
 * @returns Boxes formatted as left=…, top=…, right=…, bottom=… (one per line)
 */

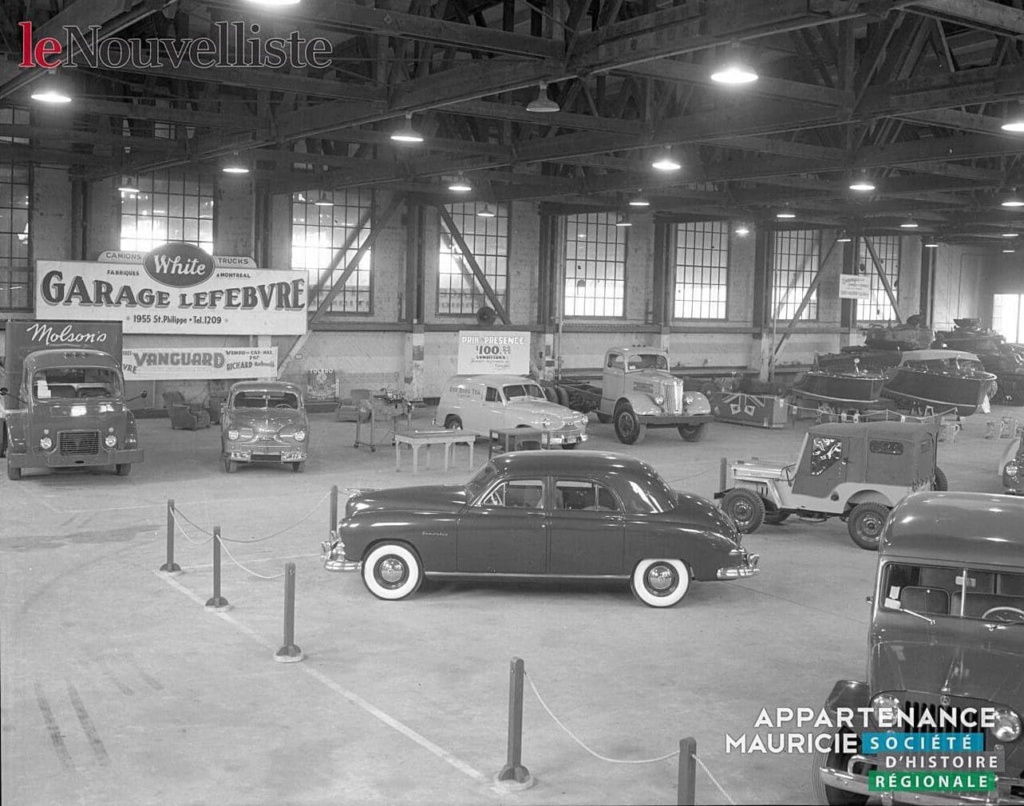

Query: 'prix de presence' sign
left=456, top=331, right=530, bottom=375
left=35, top=244, right=307, bottom=335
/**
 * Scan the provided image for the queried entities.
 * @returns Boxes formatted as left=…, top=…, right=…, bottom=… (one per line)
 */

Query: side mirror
left=140, top=390, right=148, bottom=399
left=865, top=595, right=873, bottom=605
left=0, top=387, right=7, bottom=396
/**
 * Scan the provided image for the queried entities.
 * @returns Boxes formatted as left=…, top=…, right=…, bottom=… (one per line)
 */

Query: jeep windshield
left=881, top=562, right=1024, bottom=624
left=32, top=368, right=122, bottom=401
left=502, top=383, right=545, bottom=401
left=626, top=354, right=669, bottom=371
left=231, top=391, right=300, bottom=410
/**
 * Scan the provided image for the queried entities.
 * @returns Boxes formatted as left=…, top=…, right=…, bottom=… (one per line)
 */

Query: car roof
left=607, top=346, right=667, bottom=356
left=899, top=349, right=981, bottom=362
left=807, top=421, right=935, bottom=440
left=229, top=380, right=302, bottom=394
left=446, top=374, right=539, bottom=386
left=25, top=349, right=119, bottom=369
left=490, top=449, right=656, bottom=476
left=882, top=491, right=1024, bottom=567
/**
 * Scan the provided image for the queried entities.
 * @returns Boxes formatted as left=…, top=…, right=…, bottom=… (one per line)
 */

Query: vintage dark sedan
left=322, top=450, right=759, bottom=607
left=221, top=381, right=309, bottom=473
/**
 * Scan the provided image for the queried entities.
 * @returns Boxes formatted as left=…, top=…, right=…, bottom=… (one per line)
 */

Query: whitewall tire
left=631, top=559, right=690, bottom=608
left=362, top=543, right=423, bottom=601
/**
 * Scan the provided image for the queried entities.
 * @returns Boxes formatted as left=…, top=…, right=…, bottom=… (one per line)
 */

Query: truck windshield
left=32, top=368, right=122, bottom=400
left=232, top=391, right=300, bottom=409
left=625, top=354, right=668, bottom=371
left=880, top=562, right=1024, bottom=624
left=502, top=384, right=545, bottom=400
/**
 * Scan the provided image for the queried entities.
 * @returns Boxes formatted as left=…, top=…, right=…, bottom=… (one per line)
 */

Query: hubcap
left=732, top=501, right=752, bottom=522
left=646, top=564, right=677, bottom=595
left=862, top=516, right=882, bottom=538
left=378, top=557, right=407, bottom=587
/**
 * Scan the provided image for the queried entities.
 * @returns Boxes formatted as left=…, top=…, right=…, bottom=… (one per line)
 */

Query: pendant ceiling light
left=525, top=81, right=560, bottom=114
left=314, top=192, right=333, bottom=207
left=923, top=240, right=939, bottom=248
left=836, top=231, right=852, bottom=243
left=117, top=176, right=140, bottom=195
left=1000, top=189, right=1024, bottom=208
left=628, top=193, right=650, bottom=208
left=615, top=214, right=632, bottom=228
left=776, top=206, right=796, bottom=220
left=849, top=172, right=876, bottom=192
left=448, top=175, right=472, bottom=192
left=1001, top=103, right=1024, bottom=133
left=734, top=223, right=750, bottom=236
left=710, top=44, right=758, bottom=85
left=30, top=71, right=72, bottom=104
left=222, top=153, right=250, bottom=174
left=477, top=204, right=496, bottom=218
left=390, top=113, right=424, bottom=144
left=651, top=147, right=681, bottom=172
left=900, top=218, right=919, bottom=229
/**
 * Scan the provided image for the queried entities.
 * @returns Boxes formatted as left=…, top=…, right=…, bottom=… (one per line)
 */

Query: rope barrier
left=170, top=509, right=214, bottom=545
left=219, top=489, right=332, bottom=544
left=217, top=537, right=286, bottom=580
left=693, top=754, right=737, bottom=805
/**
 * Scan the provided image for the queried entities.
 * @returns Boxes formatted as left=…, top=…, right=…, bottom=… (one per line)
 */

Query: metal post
left=275, top=562, right=304, bottom=663
left=497, top=657, right=532, bottom=786
left=159, top=499, right=181, bottom=573
left=329, top=485, right=339, bottom=539
left=677, top=737, right=696, bottom=806
left=719, top=457, right=728, bottom=493
left=205, top=526, right=229, bottom=610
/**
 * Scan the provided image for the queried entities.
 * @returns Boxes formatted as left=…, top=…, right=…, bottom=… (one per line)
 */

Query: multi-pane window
left=771, top=230, right=820, bottom=321
left=119, top=171, right=214, bottom=253
left=993, top=294, right=1024, bottom=342
left=1, top=109, right=30, bottom=312
left=438, top=203, right=509, bottom=315
left=857, top=235, right=900, bottom=322
left=292, top=189, right=373, bottom=314
left=674, top=221, right=728, bottom=319
left=563, top=212, right=626, bottom=317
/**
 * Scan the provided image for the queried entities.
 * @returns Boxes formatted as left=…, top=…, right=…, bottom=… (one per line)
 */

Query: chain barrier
left=217, top=536, right=286, bottom=580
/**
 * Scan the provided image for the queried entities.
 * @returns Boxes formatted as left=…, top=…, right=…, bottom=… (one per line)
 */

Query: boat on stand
left=791, top=358, right=888, bottom=414
left=882, top=349, right=998, bottom=417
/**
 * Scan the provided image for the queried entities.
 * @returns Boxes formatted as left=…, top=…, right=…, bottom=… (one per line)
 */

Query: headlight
left=227, top=428, right=240, bottom=441
left=871, top=694, right=901, bottom=727
left=992, top=708, right=1021, bottom=742
left=292, top=429, right=307, bottom=442
left=104, top=434, right=118, bottom=448
left=39, top=436, right=53, bottom=450
left=1007, top=461, right=1020, bottom=478
left=541, top=418, right=552, bottom=428
left=653, top=394, right=665, bottom=405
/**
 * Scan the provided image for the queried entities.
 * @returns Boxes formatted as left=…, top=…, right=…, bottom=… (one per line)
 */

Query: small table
left=394, top=430, right=476, bottom=474
left=488, top=428, right=553, bottom=458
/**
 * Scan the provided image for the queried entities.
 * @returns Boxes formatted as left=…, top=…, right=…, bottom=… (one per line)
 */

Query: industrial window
left=771, top=230, right=820, bottom=321
left=0, top=109, right=30, bottom=312
left=119, top=171, right=214, bottom=253
left=993, top=294, right=1024, bottom=342
left=857, top=236, right=900, bottom=322
left=674, top=221, right=728, bottom=319
left=564, top=212, right=626, bottom=317
left=292, top=189, right=373, bottom=314
left=438, top=203, right=509, bottom=315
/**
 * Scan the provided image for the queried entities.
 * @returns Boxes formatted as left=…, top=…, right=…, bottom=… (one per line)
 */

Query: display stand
left=354, top=390, right=413, bottom=452
left=393, top=430, right=476, bottom=474
left=488, top=428, right=553, bottom=458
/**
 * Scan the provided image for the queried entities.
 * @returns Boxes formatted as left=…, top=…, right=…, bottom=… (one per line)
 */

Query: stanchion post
left=496, top=657, right=532, bottom=787
left=719, top=457, right=727, bottom=493
left=205, top=526, right=230, bottom=610
left=676, top=737, right=696, bottom=806
left=329, top=485, right=339, bottom=538
left=274, top=562, right=304, bottom=663
left=159, top=498, right=181, bottom=573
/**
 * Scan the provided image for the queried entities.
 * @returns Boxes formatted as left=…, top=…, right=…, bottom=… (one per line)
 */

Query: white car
left=434, top=374, right=589, bottom=447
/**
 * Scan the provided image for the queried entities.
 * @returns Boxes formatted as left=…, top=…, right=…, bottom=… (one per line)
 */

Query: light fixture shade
left=30, top=72, right=72, bottom=104
left=1001, top=104, right=1024, bottom=133
left=1003, top=248, right=1016, bottom=254
left=117, top=176, right=140, bottom=195
left=222, top=153, right=250, bottom=174
left=477, top=204, right=496, bottom=218
left=614, top=214, right=631, bottom=228
left=448, top=175, right=472, bottom=192
left=651, top=147, right=681, bottom=172
left=900, top=219, right=919, bottom=229
left=1001, top=189, right=1024, bottom=208
left=849, top=173, right=876, bottom=192
left=836, top=231, right=852, bottom=243
left=390, top=113, right=424, bottom=144
left=776, top=208, right=796, bottom=220
left=1002, top=232, right=1019, bottom=238
left=526, top=82, right=560, bottom=114
left=923, top=241, right=939, bottom=248
left=628, top=194, right=650, bottom=208
left=314, top=192, right=333, bottom=207
left=734, top=224, right=750, bottom=236
left=710, top=64, right=759, bottom=84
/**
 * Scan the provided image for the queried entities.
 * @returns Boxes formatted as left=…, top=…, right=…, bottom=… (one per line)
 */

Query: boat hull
left=882, top=368, right=996, bottom=416
left=792, top=372, right=886, bottom=407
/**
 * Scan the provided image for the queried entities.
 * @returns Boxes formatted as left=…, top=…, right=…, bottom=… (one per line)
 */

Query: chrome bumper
left=717, top=553, right=760, bottom=579
left=818, top=765, right=1024, bottom=805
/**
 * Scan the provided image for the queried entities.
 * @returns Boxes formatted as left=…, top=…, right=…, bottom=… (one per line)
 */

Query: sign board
left=98, top=250, right=257, bottom=270
left=839, top=274, right=872, bottom=301
left=306, top=369, right=337, bottom=401
left=122, top=346, right=277, bottom=381
left=457, top=331, right=530, bottom=375
left=35, top=257, right=307, bottom=335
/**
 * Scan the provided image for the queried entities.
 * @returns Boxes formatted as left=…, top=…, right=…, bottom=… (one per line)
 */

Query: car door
left=456, top=477, right=548, bottom=574
left=792, top=433, right=848, bottom=498
left=547, top=479, right=625, bottom=576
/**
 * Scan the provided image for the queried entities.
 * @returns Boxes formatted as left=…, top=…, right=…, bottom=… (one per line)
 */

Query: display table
left=393, top=430, right=475, bottom=474
left=488, top=427, right=553, bottom=458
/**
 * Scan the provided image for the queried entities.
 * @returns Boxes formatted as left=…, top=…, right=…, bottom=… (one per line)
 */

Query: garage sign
left=457, top=330, right=530, bottom=375
left=122, top=346, right=278, bottom=381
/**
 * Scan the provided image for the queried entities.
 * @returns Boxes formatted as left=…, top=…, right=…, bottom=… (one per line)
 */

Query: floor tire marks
left=34, top=683, right=74, bottom=771
left=125, top=654, right=164, bottom=691
left=65, top=680, right=110, bottom=766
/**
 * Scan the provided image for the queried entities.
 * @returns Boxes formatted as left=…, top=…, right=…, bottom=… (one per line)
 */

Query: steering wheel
left=274, top=403, right=292, bottom=409
left=982, top=606, right=1024, bottom=623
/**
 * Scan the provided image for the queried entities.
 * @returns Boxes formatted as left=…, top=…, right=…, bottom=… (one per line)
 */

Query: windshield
left=231, top=391, right=300, bottom=409
left=32, top=368, right=122, bottom=400
left=625, top=354, right=669, bottom=371
left=503, top=383, right=545, bottom=400
left=466, top=461, right=500, bottom=499
left=881, top=562, right=1024, bottom=625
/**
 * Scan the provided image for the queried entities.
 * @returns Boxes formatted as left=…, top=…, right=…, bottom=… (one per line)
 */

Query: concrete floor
left=1, top=403, right=1017, bottom=806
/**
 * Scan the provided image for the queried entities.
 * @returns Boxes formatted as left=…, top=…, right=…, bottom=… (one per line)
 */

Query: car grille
left=899, top=696, right=986, bottom=738
left=59, top=430, right=100, bottom=456
left=664, top=381, right=683, bottom=414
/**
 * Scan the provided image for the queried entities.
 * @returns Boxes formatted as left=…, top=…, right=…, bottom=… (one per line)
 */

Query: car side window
left=555, top=480, right=620, bottom=512
left=810, top=437, right=842, bottom=475
left=606, top=353, right=623, bottom=369
left=485, top=387, right=499, bottom=402
left=479, top=480, right=545, bottom=509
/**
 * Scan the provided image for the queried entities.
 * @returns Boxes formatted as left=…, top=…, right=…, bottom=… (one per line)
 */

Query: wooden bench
left=393, top=429, right=475, bottom=474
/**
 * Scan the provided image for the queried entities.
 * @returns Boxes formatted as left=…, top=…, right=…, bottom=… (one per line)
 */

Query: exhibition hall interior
left=2, top=0, right=1024, bottom=804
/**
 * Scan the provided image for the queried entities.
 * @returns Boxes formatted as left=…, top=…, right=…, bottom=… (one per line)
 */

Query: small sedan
left=1001, top=436, right=1024, bottom=495
left=322, top=451, right=759, bottom=607
left=221, top=381, right=309, bottom=473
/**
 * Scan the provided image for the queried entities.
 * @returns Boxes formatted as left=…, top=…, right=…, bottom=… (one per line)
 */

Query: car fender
left=844, top=489, right=893, bottom=512
left=824, top=679, right=870, bottom=713
left=684, top=390, right=712, bottom=416
left=615, top=392, right=659, bottom=416
left=730, top=480, right=782, bottom=509
left=5, top=410, right=28, bottom=453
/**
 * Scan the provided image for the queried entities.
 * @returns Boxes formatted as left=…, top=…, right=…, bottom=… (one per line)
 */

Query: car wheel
left=444, top=415, right=463, bottom=430
left=7, top=461, right=21, bottom=481
left=720, top=488, right=765, bottom=533
left=0, top=425, right=7, bottom=458
left=292, top=462, right=305, bottom=473
left=677, top=423, right=706, bottom=442
left=630, top=559, right=690, bottom=608
left=847, top=502, right=890, bottom=551
left=362, top=543, right=423, bottom=601
left=614, top=406, right=646, bottom=445
left=115, top=463, right=132, bottom=477
left=223, top=458, right=238, bottom=474
left=932, top=466, right=948, bottom=491
left=763, top=510, right=789, bottom=525
left=561, top=442, right=578, bottom=450
left=810, top=726, right=869, bottom=806
left=596, top=412, right=612, bottom=424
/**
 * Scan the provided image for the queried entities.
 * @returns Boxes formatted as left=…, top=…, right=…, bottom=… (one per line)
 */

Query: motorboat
left=881, top=349, right=998, bottom=416
left=791, top=361, right=887, bottom=409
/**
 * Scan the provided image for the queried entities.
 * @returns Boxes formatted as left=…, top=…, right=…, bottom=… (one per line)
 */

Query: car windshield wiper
left=901, top=608, right=935, bottom=625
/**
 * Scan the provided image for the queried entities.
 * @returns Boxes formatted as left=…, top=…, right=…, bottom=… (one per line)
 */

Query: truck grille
left=664, top=382, right=683, bottom=414
left=59, top=430, right=100, bottom=456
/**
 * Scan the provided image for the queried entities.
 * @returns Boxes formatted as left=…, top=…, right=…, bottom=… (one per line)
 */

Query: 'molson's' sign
left=35, top=244, right=306, bottom=335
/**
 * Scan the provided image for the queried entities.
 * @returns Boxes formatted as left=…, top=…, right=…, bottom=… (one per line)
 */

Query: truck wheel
left=7, top=462, right=21, bottom=481
left=720, top=488, right=765, bottom=533
left=678, top=423, right=706, bottom=442
left=614, top=406, right=647, bottom=445
left=932, top=466, right=948, bottom=491
left=444, top=415, right=463, bottom=430
left=115, top=464, right=132, bottom=477
left=596, top=412, right=612, bottom=424
left=810, top=726, right=869, bottom=805
left=847, top=502, right=890, bottom=550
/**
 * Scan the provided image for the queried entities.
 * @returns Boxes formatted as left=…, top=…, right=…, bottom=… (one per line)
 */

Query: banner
left=839, top=274, right=872, bottom=301
left=36, top=256, right=307, bottom=335
left=457, top=331, right=530, bottom=375
left=122, top=346, right=277, bottom=381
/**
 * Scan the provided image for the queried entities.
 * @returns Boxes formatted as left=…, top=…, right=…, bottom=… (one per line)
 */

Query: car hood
left=226, top=409, right=306, bottom=428
left=348, top=485, right=469, bottom=516
left=672, top=491, right=742, bottom=543
left=872, top=636, right=1024, bottom=703
left=505, top=399, right=587, bottom=425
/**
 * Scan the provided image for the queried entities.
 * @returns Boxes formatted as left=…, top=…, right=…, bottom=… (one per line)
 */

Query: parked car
left=321, top=450, right=759, bottom=607
left=716, top=421, right=946, bottom=550
left=220, top=380, right=309, bottom=473
left=811, top=491, right=1024, bottom=805
left=1000, top=436, right=1024, bottom=495
left=434, top=374, right=588, bottom=447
